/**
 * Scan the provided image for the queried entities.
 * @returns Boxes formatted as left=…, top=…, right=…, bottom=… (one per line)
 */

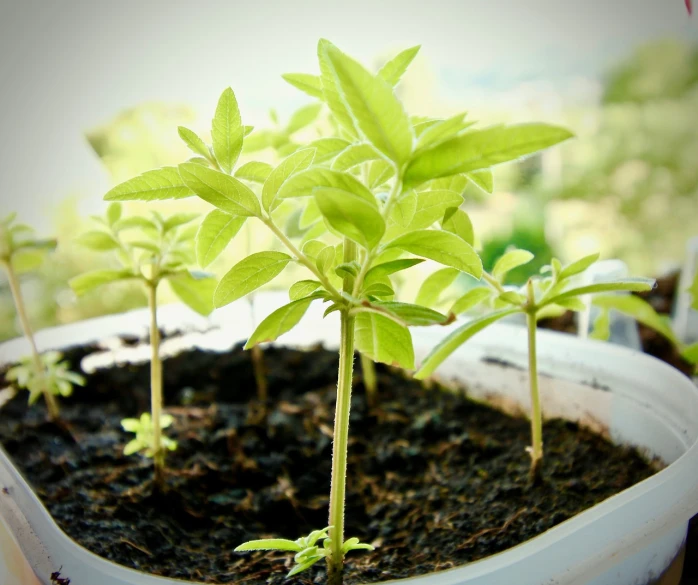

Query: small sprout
left=121, top=413, right=177, bottom=457
left=417, top=250, right=654, bottom=483
left=235, top=527, right=374, bottom=578
left=6, top=351, right=85, bottom=407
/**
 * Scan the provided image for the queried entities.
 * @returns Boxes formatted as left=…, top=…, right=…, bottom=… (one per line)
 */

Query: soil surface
left=0, top=341, right=656, bottom=585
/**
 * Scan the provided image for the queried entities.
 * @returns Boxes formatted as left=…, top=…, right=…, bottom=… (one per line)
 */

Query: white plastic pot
left=1, top=292, right=697, bottom=585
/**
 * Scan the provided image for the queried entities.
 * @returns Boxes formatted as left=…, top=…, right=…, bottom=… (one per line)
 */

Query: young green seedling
left=416, top=250, right=654, bottom=482
left=6, top=351, right=85, bottom=409
left=69, top=203, right=215, bottom=486
left=0, top=213, right=64, bottom=420
left=100, top=39, right=572, bottom=583
left=121, top=412, right=177, bottom=457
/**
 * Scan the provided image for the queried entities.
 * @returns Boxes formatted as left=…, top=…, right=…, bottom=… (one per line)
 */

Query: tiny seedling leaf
left=245, top=297, right=316, bottom=348
left=492, top=249, right=534, bottom=281
left=377, top=45, right=420, bottom=86
left=214, top=251, right=291, bottom=308
left=415, top=267, right=460, bottom=307
left=211, top=87, right=244, bottom=174
left=355, top=312, right=414, bottom=369
left=196, top=210, right=246, bottom=268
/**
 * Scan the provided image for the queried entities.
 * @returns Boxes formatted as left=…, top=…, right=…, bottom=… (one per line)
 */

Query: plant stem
left=147, top=282, right=165, bottom=488
left=251, top=344, right=267, bottom=403
left=525, top=305, right=543, bottom=484
left=360, top=353, right=377, bottom=408
left=2, top=260, right=60, bottom=420
left=327, top=239, right=357, bottom=585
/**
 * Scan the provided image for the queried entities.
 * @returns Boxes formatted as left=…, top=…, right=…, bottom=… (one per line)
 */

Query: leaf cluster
left=6, top=351, right=85, bottom=406
left=121, top=412, right=178, bottom=457
left=0, top=213, right=57, bottom=274
left=70, top=203, right=215, bottom=315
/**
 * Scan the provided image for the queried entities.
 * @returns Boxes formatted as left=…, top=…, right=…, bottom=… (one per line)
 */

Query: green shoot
left=6, top=351, right=85, bottom=408
left=234, top=527, right=373, bottom=578
left=0, top=213, right=63, bottom=420
left=416, top=250, right=654, bottom=482
left=99, top=38, right=572, bottom=583
left=121, top=413, right=178, bottom=457
left=70, top=204, right=215, bottom=486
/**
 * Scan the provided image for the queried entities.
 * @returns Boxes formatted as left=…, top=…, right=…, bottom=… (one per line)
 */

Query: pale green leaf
left=235, top=161, right=273, bottom=184
left=179, top=163, right=261, bottom=217
left=214, top=251, right=291, bottom=308
left=263, top=148, right=316, bottom=211
left=315, top=245, right=335, bottom=273
left=415, top=267, right=459, bottom=306
left=289, top=280, right=322, bottom=301
left=377, top=45, right=420, bottom=86
left=282, top=73, right=324, bottom=100
left=315, top=189, right=385, bottom=250
left=407, top=189, right=464, bottom=230
left=558, top=253, right=601, bottom=281
left=168, top=272, right=216, bottom=316
left=320, top=40, right=413, bottom=163
left=211, top=87, right=243, bottom=174
left=374, top=301, right=449, bottom=326
left=104, top=167, right=192, bottom=201
left=681, top=342, right=698, bottom=364
left=450, top=287, right=492, bottom=314
left=363, top=282, right=395, bottom=298
left=415, top=112, right=471, bottom=151
left=196, top=210, right=245, bottom=268
left=441, top=207, right=474, bottom=246
left=279, top=168, right=375, bottom=203
left=245, top=297, right=315, bottom=348
left=544, top=278, right=655, bottom=306
left=106, top=202, right=122, bottom=225
left=467, top=169, right=494, bottom=193
left=365, top=258, right=423, bottom=282
left=70, top=270, right=134, bottom=296
left=235, top=539, right=302, bottom=553
left=318, top=40, right=357, bottom=136
left=286, top=103, right=323, bottom=134
left=592, top=294, right=678, bottom=345
left=391, top=190, right=417, bottom=228
left=178, top=126, right=210, bottom=159
left=163, top=212, right=198, bottom=233
left=386, top=230, right=483, bottom=278
left=331, top=143, right=383, bottom=171
left=114, top=217, right=156, bottom=232
left=492, top=249, right=534, bottom=280
left=404, top=123, right=574, bottom=187
left=307, top=137, right=352, bottom=163
left=75, top=231, right=119, bottom=251
left=368, top=159, right=395, bottom=189
left=355, top=312, right=414, bottom=369
left=415, top=309, right=519, bottom=379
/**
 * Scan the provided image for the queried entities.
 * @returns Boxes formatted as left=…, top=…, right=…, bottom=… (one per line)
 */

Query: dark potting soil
left=0, top=341, right=655, bottom=585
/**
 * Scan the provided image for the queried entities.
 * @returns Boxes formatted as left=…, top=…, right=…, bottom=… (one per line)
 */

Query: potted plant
left=1, top=39, right=697, bottom=585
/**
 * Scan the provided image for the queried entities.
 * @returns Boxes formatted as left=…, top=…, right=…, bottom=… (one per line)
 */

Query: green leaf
left=404, top=123, right=574, bottom=187
left=492, top=249, right=534, bottom=281
left=368, top=160, right=395, bottom=189
left=315, top=245, right=335, bottom=273
left=450, top=287, right=492, bottom=314
left=355, top=312, right=414, bottom=369
left=211, top=87, right=244, bottom=174
left=289, top=280, right=322, bottom=301
left=69, top=270, right=134, bottom=296
left=407, top=190, right=464, bottom=230
left=415, top=267, right=459, bottom=306
left=286, top=103, right=323, bottom=134
left=386, top=230, right=482, bottom=278
left=544, top=278, right=655, bottom=306
left=235, top=539, right=302, bottom=553
left=320, top=40, right=413, bottom=163
left=318, top=41, right=357, bottom=136
left=307, top=137, right=352, bottom=163
left=106, top=202, right=122, bottom=225
left=282, top=73, right=324, bottom=100
left=168, top=272, right=216, bottom=316
left=377, top=45, right=420, bottom=86
left=415, top=309, right=519, bottom=379
left=75, top=231, right=119, bottom=251
left=315, top=189, right=385, bottom=250
left=279, top=168, right=375, bottom=203
left=415, top=112, right=471, bottom=151
left=441, top=208, right=474, bottom=246
left=196, top=210, right=245, bottom=268
left=467, top=169, right=494, bottom=193
left=363, top=282, right=395, bottom=298
left=690, top=274, right=698, bottom=312
left=245, top=297, right=315, bottom=348
left=558, top=253, right=600, bottom=281
left=287, top=556, right=324, bottom=577
left=263, top=148, right=316, bottom=211
left=114, top=217, right=156, bottom=232
left=214, top=251, right=291, bottom=308
left=178, top=126, right=210, bottom=159
left=179, top=163, right=261, bottom=217
left=163, top=212, right=199, bottom=233
left=104, top=167, right=193, bottom=201
left=590, top=309, right=611, bottom=341
left=374, top=301, right=449, bottom=326
left=235, top=161, right=273, bottom=184
left=331, top=143, right=383, bottom=171
left=11, top=250, right=46, bottom=274
left=592, top=294, right=679, bottom=345
left=391, top=190, right=417, bottom=228
left=681, top=342, right=698, bottom=364
left=365, top=258, right=423, bottom=282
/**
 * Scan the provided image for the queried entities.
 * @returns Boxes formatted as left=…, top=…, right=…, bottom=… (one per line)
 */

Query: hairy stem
left=147, top=282, right=165, bottom=487
left=3, top=260, right=60, bottom=420
left=360, top=353, right=377, bottom=408
left=327, top=239, right=357, bottom=585
left=525, top=301, right=543, bottom=484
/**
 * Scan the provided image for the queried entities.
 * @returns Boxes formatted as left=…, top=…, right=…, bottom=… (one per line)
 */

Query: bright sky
left=0, top=0, right=695, bottom=230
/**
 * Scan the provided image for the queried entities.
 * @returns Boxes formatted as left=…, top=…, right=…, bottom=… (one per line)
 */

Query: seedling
left=100, top=38, right=571, bottom=583
left=0, top=213, right=64, bottom=420
left=416, top=250, right=654, bottom=482
left=70, top=204, right=215, bottom=486
left=6, top=350, right=85, bottom=408
left=121, top=413, right=177, bottom=457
